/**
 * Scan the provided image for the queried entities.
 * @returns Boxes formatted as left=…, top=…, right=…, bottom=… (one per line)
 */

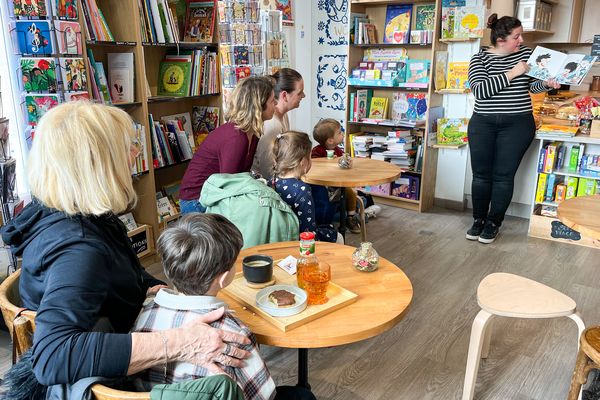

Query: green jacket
left=150, top=375, right=244, bottom=400
left=200, top=173, right=299, bottom=248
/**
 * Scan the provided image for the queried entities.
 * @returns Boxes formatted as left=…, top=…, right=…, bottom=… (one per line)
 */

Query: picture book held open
left=526, top=46, right=597, bottom=86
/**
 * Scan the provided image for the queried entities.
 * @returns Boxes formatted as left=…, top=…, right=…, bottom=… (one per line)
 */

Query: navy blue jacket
left=1, top=200, right=164, bottom=385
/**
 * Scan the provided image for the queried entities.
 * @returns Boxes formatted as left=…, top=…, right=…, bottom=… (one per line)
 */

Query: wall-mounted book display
left=440, top=1, right=484, bottom=40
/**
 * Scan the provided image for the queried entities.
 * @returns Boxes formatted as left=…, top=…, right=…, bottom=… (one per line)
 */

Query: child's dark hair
left=564, top=62, right=578, bottom=73
left=157, top=213, right=243, bottom=295
left=271, top=131, right=312, bottom=177
left=536, top=54, right=551, bottom=63
left=487, top=14, right=522, bottom=46
left=271, top=68, right=303, bottom=98
left=313, top=118, right=341, bottom=146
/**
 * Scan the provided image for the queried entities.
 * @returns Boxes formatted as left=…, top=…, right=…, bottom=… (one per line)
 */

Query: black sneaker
left=479, top=221, right=500, bottom=244
left=466, top=219, right=486, bottom=241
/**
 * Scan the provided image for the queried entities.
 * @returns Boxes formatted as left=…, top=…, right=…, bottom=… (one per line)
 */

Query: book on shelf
left=566, top=177, right=578, bottom=199
left=535, top=173, right=547, bottom=203
left=359, top=23, right=377, bottom=45
left=391, top=174, right=420, bottom=200
left=526, top=47, right=597, bottom=86
left=437, top=118, right=469, bottom=146
left=446, top=62, right=469, bottom=90
left=355, top=89, right=372, bottom=121
left=555, top=184, right=566, bottom=202
left=54, top=21, right=82, bottom=55
left=568, top=145, right=580, bottom=171
left=132, top=121, right=148, bottom=174
left=162, top=181, right=182, bottom=208
left=368, top=97, right=388, bottom=119
left=537, top=124, right=579, bottom=137
left=434, top=51, right=448, bottom=91
left=545, top=173, right=557, bottom=201
left=81, top=0, right=114, bottom=41
left=184, top=1, right=216, bottom=42
left=87, top=49, right=111, bottom=104
left=11, top=0, right=48, bottom=17
left=192, top=105, right=219, bottom=146
left=157, top=59, right=192, bottom=97
left=415, top=4, right=435, bottom=31
left=156, top=195, right=178, bottom=222
left=384, top=4, right=411, bottom=44
left=20, top=58, right=57, bottom=93
left=577, top=178, right=597, bottom=197
left=161, top=112, right=194, bottom=155
left=118, top=212, right=138, bottom=231
left=350, top=12, right=369, bottom=45
left=14, top=20, right=54, bottom=55
left=406, top=60, right=430, bottom=84
left=107, top=53, right=135, bottom=104
left=441, top=4, right=484, bottom=39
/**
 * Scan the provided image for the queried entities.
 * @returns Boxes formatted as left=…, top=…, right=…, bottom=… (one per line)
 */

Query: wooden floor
left=2, top=206, right=599, bottom=399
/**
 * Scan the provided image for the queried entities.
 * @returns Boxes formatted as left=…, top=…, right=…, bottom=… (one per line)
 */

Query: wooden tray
left=222, top=267, right=358, bottom=332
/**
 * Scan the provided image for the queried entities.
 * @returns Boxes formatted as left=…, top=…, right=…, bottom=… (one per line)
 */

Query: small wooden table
left=218, top=241, right=413, bottom=389
left=557, top=195, right=600, bottom=240
left=303, top=158, right=402, bottom=236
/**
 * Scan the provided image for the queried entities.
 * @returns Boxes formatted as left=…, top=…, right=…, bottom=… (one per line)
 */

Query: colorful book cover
left=95, top=61, right=112, bottom=103
left=191, top=105, right=219, bottom=143
left=54, top=21, right=82, bottom=54
left=21, top=57, right=57, bottom=93
left=184, top=1, right=215, bottom=43
left=157, top=61, right=192, bottom=97
left=60, top=57, right=88, bottom=91
left=535, top=173, right=548, bottom=203
left=455, top=6, right=484, bottom=38
left=64, top=91, right=90, bottom=101
left=543, top=141, right=559, bottom=173
left=568, top=145, right=580, bottom=171
left=566, top=177, right=578, bottom=199
left=415, top=4, right=435, bottom=31
left=576, top=178, right=597, bottom=197
left=441, top=7, right=455, bottom=39
left=107, top=52, right=134, bottom=103
left=446, top=62, right=469, bottom=89
left=233, top=46, right=249, bottom=64
left=545, top=173, right=556, bottom=201
left=526, top=46, right=597, bottom=85
left=555, top=184, right=566, bottom=202
left=356, top=89, right=372, bottom=120
left=13, top=0, right=48, bottom=17
left=52, top=0, right=78, bottom=19
left=25, top=94, right=60, bottom=126
left=437, top=117, right=468, bottom=145
left=391, top=92, right=408, bottom=122
left=434, top=51, right=448, bottom=90
left=14, top=20, right=54, bottom=55
left=406, top=93, right=427, bottom=120
left=384, top=4, right=411, bottom=44
left=235, top=66, right=251, bottom=80
left=406, top=60, right=430, bottom=84
left=368, top=97, right=388, bottom=119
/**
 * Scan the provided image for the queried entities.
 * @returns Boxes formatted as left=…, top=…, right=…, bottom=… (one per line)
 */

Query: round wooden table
left=303, top=157, right=402, bottom=188
left=557, top=194, right=600, bottom=240
left=302, top=158, right=402, bottom=236
left=218, top=241, right=413, bottom=388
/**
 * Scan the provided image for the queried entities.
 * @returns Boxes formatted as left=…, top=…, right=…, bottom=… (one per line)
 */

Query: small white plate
left=256, top=285, right=307, bottom=317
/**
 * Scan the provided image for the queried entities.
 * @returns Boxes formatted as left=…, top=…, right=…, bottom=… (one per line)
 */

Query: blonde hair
left=225, top=76, right=274, bottom=137
left=312, top=118, right=341, bottom=146
left=272, top=131, right=312, bottom=178
left=28, top=102, right=137, bottom=216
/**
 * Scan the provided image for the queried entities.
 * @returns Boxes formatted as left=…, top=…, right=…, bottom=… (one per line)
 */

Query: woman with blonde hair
left=179, top=76, right=276, bottom=213
left=0, top=102, right=250, bottom=396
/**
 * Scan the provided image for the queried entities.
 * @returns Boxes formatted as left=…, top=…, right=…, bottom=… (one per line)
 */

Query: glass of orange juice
left=303, top=261, right=331, bottom=305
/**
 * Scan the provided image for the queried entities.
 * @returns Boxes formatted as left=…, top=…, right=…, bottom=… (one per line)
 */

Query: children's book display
left=137, top=0, right=188, bottom=43
left=348, top=48, right=430, bottom=89
left=441, top=2, right=484, bottom=40
left=183, top=1, right=217, bottom=42
left=156, top=49, right=219, bottom=97
left=80, top=0, right=114, bottom=41
left=437, top=118, right=469, bottom=146
left=383, top=4, right=411, bottom=44
left=446, top=61, right=469, bottom=90
left=192, top=105, right=220, bottom=146
left=218, top=0, right=262, bottom=98
left=526, top=47, right=597, bottom=86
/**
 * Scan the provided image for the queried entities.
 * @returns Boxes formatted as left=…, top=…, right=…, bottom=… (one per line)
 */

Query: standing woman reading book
left=466, top=14, right=560, bottom=243
left=179, top=76, right=276, bottom=213
left=0, top=102, right=250, bottom=397
left=252, top=68, right=305, bottom=179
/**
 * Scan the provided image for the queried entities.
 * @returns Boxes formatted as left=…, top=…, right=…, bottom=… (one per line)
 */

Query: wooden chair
left=462, top=273, right=585, bottom=400
left=568, top=326, right=600, bottom=400
left=0, top=269, right=150, bottom=400
left=355, top=193, right=367, bottom=242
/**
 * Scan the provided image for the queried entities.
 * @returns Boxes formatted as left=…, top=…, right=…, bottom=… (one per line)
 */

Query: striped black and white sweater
left=468, top=45, right=549, bottom=114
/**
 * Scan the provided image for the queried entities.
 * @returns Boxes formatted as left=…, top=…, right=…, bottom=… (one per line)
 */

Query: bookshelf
left=78, top=0, right=222, bottom=259
left=527, top=132, right=600, bottom=250
left=345, top=0, right=442, bottom=212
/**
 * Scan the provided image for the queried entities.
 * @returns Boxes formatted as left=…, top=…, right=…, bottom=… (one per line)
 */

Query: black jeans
left=467, top=112, right=536, bottom=225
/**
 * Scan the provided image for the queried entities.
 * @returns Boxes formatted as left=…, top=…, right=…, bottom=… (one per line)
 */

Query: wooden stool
left=568, top=327, right=600, bottom=400
left=462, top=273, right=585, bottom=400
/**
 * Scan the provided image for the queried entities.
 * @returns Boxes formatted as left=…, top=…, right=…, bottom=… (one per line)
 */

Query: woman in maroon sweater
left=179, top=76, right=276, bottom=213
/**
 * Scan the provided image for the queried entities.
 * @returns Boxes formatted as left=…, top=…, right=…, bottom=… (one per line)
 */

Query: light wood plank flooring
left=2, top=206, right=598, bottom=399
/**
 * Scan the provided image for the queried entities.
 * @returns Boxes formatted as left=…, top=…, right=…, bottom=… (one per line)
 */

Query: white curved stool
left=462, top=273, right=585, bottom=400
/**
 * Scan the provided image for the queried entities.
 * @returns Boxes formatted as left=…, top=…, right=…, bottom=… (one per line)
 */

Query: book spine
left=157, top=1, right=171, bottom=43
left=349, top=93, right=355, bottom=122
left=555, top=144, right=565, bottom=169
left=535, top=173, right=547, bottom=204
left=149, top=0, right=166, bottom=42
left=543, top=143, right=557, bottom=173
left=545, top=174, right=556, bottom=201
left=537, top=146, right=547, bottom=173
left=577, top=144, right=586, bottom=172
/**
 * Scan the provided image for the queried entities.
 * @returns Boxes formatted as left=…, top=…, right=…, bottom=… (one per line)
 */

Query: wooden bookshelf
left=78, top=0, right=222, bottom=259
left=345, top=0, right=442, bottom=212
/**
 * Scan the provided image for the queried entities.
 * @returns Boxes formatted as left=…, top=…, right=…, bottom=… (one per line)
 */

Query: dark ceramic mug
left=242, top=254, right=273, bottom=283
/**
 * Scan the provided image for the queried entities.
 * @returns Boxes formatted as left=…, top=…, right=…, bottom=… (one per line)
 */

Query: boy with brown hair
left=310, top=118, right=361, bottom=234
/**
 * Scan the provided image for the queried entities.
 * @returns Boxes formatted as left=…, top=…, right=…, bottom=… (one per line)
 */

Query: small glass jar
left=352, top=242, right=379, bottom=272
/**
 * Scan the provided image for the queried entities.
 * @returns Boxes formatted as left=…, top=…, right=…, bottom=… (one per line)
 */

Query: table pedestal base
left=297, top=348, right=310, bottom=389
